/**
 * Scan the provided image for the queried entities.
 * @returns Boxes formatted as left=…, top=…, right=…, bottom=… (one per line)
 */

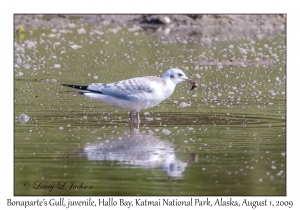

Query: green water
left=14, top=23, right=286, bottom=195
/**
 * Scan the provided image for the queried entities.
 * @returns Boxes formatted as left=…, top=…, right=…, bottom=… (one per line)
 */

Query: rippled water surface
left=14, top=22, right=286, bottom=195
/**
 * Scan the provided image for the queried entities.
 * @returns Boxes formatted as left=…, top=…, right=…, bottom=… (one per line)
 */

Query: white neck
left=162, top=78, right=177, bottom=98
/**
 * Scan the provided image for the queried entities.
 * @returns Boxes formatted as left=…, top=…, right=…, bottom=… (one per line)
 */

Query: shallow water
left=14, top=22, right=286, bottom=195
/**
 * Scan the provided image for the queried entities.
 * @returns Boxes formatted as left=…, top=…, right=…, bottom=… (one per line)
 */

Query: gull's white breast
left=82, top=76, right=176, bottom=111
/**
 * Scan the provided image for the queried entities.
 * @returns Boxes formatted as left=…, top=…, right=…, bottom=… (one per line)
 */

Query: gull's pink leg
left=129, top=111, right=133, bottom=131
left=136, top=111, right=140, bottom=129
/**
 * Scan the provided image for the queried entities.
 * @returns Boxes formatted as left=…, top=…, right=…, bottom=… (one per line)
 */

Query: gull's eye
left=178, top=73, right=183, bottom=77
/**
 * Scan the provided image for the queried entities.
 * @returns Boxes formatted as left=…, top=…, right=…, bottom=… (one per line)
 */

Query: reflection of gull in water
left=83, top=132, right=187, bottom=177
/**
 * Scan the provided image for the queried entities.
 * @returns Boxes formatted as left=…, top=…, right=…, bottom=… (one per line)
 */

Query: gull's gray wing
left=87, top=76, right=164, bottom=100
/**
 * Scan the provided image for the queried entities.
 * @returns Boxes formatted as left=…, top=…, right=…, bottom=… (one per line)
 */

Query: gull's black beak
left=183, top=78, right=198, bottom=90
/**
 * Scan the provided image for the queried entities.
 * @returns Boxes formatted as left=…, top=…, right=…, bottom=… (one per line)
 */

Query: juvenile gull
left=62, top=68, right=196, bottom=129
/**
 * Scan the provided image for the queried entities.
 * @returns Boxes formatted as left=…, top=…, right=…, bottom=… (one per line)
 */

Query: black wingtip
left=61, top=84, right=88, bottom=90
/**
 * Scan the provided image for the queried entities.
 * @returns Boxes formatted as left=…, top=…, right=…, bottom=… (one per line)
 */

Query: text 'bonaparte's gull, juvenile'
left=62, top=68, right=197, bottom=129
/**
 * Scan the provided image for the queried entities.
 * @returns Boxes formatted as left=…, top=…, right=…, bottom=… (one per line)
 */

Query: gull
left=62, top=68, right=197, bottom=129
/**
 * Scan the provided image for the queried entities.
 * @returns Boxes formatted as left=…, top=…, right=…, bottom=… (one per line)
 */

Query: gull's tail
left=61, top=84, right=88, bottom=90
left=61, top=84, right=103, bottom=95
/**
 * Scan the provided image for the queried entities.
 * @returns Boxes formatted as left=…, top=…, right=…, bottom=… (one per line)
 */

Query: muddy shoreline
left=15, top=14, right=285, bottom=37
left=15, top=14, right=286, bottom=66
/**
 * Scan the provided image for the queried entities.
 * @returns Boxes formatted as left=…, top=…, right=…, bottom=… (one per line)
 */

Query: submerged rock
left=18, top=114, right=30, bottom=124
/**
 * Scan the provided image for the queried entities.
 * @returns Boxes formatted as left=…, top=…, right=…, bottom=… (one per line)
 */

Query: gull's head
left=162, top=68, right=195, bottom=85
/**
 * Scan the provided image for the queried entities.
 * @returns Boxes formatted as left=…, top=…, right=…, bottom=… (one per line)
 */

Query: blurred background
left=14, top=14, right=286, bottom=195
